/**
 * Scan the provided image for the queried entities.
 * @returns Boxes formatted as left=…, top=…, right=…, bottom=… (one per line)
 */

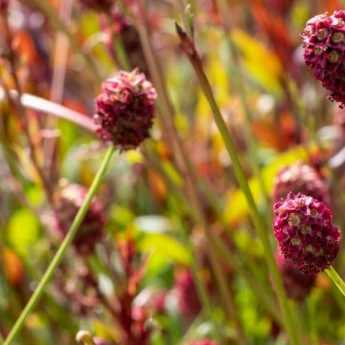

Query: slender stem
left=325, top=266, right=345, bottom=298
left=135, top=6, right=246, bottom=342
left=176, top=24, right=300, bottom=345
left=3, top=146, right=114, bottom=345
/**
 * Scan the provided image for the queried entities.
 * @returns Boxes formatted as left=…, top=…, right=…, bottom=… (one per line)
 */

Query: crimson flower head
left=302, top=10, right=345, bottom=107
left=79, top=0, right=113, bottom=12
left=273, top=193, right=341, bottom=274
left=189, top=340, right=218, bottom=345
left=55, top=183, right=106, bottom=256
left=273, top=163, right=330, bottom=204
left=174, top=269, right=201, bottom=319
left=276, top=250, right=316, bottom=301
left=94, top=69, right=156, bottom=150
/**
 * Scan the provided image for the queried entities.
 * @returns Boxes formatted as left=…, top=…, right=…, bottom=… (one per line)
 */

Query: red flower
left=94, top=69, right=156, bottom=150
left=54, top=183, right=105, bottom=256
left=302, top=10, right=345, bottom=107
left=273, top=163, right=330, bottom=204
left=273, top=193, right=341, bottom=274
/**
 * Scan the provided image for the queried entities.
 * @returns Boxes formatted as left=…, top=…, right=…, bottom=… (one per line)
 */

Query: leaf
left=223, top=146, right=308, bottom=224
left=231, top=29, right=283, bottom=96
left=7, top=209, right=40, bottom=256
left=139, top=234, right=192, bottom=274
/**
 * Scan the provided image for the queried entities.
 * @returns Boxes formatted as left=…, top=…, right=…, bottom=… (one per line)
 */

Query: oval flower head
left=273, top=193, right=341, bottom=274
left=94, top=69, right=157, bottom=150
left=302, top=10, right=345, bottom=107
left=273, top=163, right=330, bottom=204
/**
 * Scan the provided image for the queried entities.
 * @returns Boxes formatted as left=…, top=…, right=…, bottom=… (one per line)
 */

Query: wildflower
left=94, top=69, right=156, bottom=150
left=174, top=269, right=201, bottom=319
left=276, top=250, right=316, bottom=301
left=79, top=0, right=113, bottom=12
left=273, top=193, right=341, bottom=274
left=273, top=163, right=330, bottom=204
left=302, top=10, right=345, bottom=107
left=54, top=183, right=106, bottom=256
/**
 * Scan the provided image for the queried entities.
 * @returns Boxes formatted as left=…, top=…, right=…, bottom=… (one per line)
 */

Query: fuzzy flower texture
left=302, top=10, right=345, bottom=107
left=273, top=163, right=329, bottom=204
left=274, top=193, right=341, bottom=274
left=94, top=69, right=157, bottom=150
left=55, top=183, right=105, bottom=256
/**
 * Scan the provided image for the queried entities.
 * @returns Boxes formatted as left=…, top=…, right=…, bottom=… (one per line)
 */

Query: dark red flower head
left=276, top=250, right=316, bottom=301
left=79, top=0, right=113, bottom=12
left=273, top=163, right=330, bottom=204
left=174, top=269, right=201, bottom=319
left=273, top=193, right=341, bottom=274
left=55, top=183, right=106, bottom=256
left=94, top=69, right=156, bottom=150
left=302, top=10, right=345, bottom=107
left=189, top=340, right=218, bottom=345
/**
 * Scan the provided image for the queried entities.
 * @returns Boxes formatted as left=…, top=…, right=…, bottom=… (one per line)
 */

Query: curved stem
left=3, top=146, right=114, bottom=345
left=176, top=24, right=300, bottom=345
left=0, top=90, right=96, bottom=132
left=325, top=266, right=345, bottom=298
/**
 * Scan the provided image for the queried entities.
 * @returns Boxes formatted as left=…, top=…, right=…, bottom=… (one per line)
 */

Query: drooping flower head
left=273, top=163, right=330, bottom=204
left=276, top=250, right=316, bottom=301
left=79, top=0, right=113, bottom=12
left=54, top=183, right=106, bottom=256
left=94, top=69, right=156, bottom=150
left=302, top=10, right=345, bottom=107
left=273, top=193, right=341, bottom=274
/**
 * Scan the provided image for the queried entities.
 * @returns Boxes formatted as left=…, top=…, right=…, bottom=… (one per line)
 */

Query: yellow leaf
left=231, top=29, right=283, bottom=95
left=223, top=146, right=308, bottom=224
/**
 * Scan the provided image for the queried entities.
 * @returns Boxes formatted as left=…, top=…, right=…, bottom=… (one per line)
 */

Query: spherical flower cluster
left=79, top=0, right=113, bottom=12
left=189, top=340, right=218, bottom=345
left=94, top=69, right=156, bottom=150
left=273, top=193, right=341, bottom=274
left=302, top=10, right=345, bottom=107
left=276, top=250, right=316, bottom=301
left=54, top=183, right=106, bottom=256
left=273, top=163, right=330, bottom=204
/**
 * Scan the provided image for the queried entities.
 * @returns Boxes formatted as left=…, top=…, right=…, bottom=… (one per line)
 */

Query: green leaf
left=7, top=209, right=40, bottom=256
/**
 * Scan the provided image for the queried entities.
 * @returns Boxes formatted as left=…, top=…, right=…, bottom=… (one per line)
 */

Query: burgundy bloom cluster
left=94, top=69, right=156, bottom=150
left=273, top=163, right=330, bottom=204
left=302, top=10, right=345, bottom=107
left=276, top=250, right=316, bottom=301
left=54, top=183, right=105, bottom=256
left=79, top=0, right=113, bottom=12
left=273, top=193, right=341, bottom=274
left=174, top=269, right=201, bottom=319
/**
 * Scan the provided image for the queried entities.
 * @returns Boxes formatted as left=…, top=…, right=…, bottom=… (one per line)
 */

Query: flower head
left=273, top=193, right=341, bottom=274
left=276, top=250, right=316, bottom=301
left=174, top=269, right=201, bottom=319
left=79, top=0, right=113, bottom=12
left=54, top=183, right=106, bottom=256
left=273, top=163, right=330, bottom=204
left=302, top=10, right=345, bottom=107
left=94, top=69, right=156, bottom=150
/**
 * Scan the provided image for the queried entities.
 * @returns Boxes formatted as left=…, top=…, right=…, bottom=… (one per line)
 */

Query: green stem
left=325, top=266, right=345, bottom=298
left=3, top=146, right=114, bottom=345
left=176, top=24, right=300, bottom=345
